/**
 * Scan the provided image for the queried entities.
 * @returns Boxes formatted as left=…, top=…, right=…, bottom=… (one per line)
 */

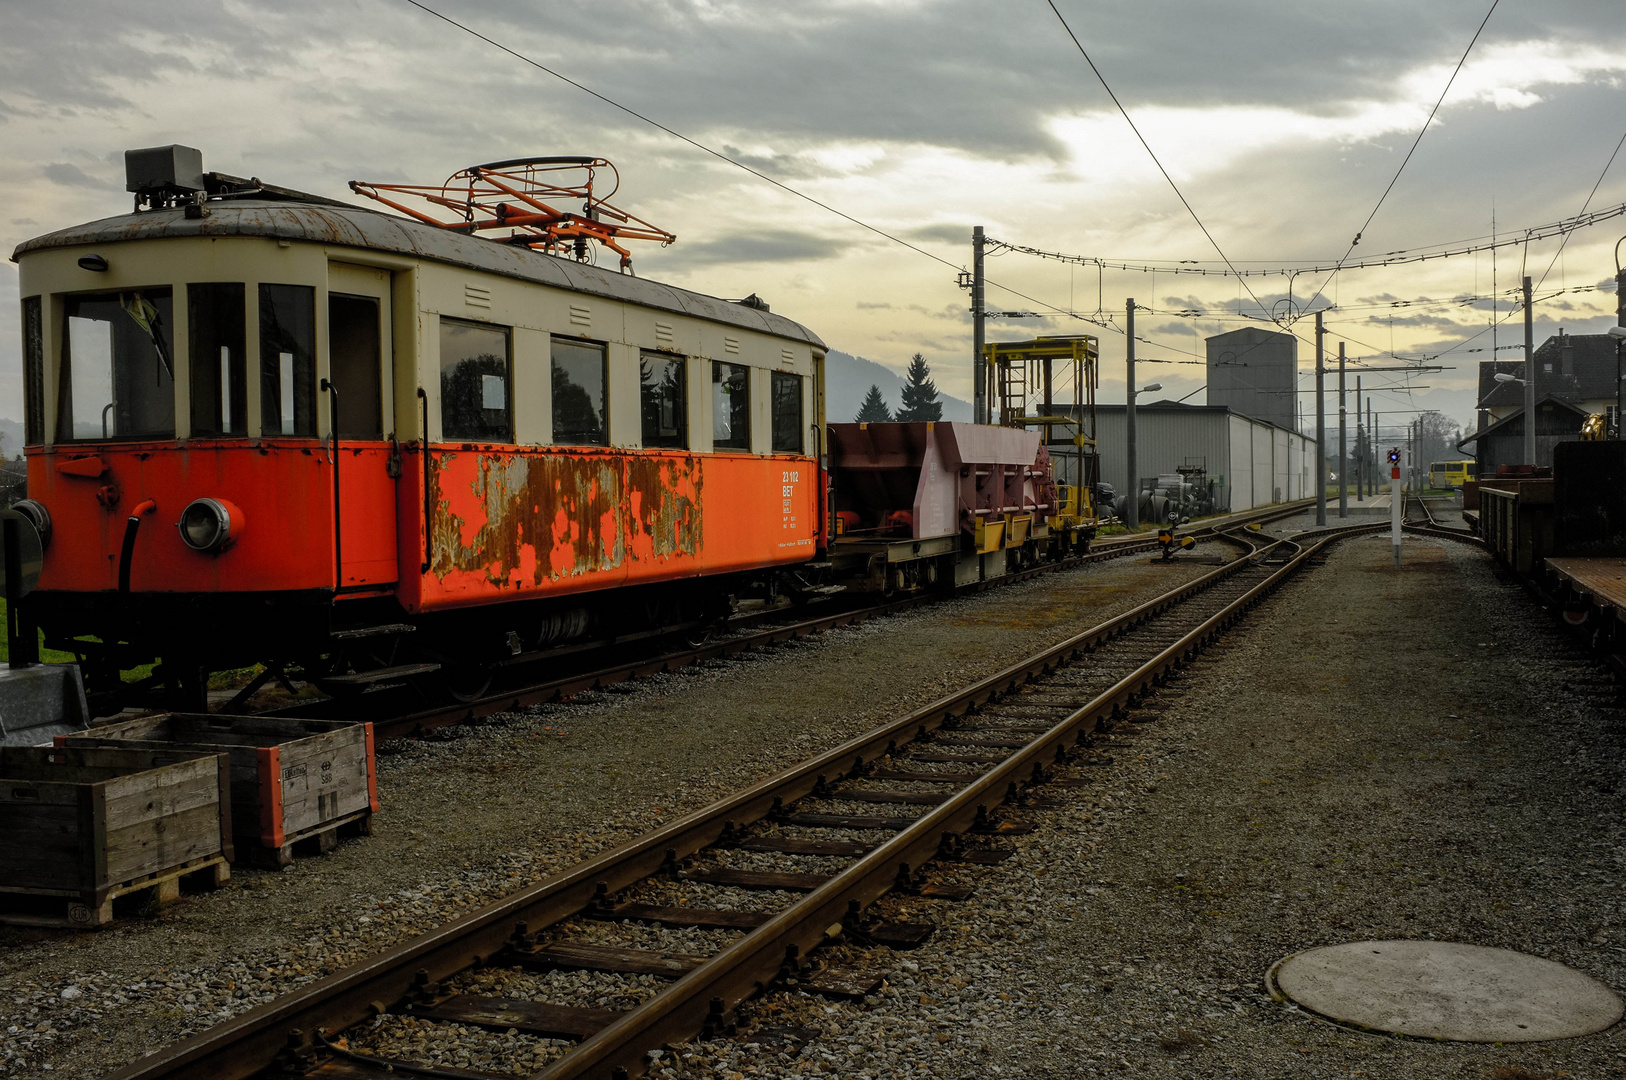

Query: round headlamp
left=177, top=498, right=243, bottom=553
left=12, top=499, right=51, bottom=549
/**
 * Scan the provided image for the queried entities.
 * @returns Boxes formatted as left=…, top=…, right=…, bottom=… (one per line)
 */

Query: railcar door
left=326, top=263, right=398, bottom=589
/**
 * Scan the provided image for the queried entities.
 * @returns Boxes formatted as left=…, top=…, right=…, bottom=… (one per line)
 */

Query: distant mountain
left=0, top=418, right=21, bottom=460
left=824, top=349, right=972, bottom=424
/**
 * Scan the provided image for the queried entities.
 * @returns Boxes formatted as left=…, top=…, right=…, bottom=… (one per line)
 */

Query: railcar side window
left=22, top=297, right=42, bottom=445
left=259, top=284, right=317, bottom=437
left=552, top=338, right=607, bottom=446
left=640, top=353, right=686, bottom=449
left=771, top=371, right=803, bottom=454
left=440, top=318, right=512, bottom=442
left=712, top=361, right=749, bottom=450
left=188, top=283, right=247, bottom=437
left=57, top=289, right=175, bottom=441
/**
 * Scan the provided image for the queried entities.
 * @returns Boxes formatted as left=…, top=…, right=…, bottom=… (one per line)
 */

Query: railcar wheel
left=441, top=663, right=493, bottom=703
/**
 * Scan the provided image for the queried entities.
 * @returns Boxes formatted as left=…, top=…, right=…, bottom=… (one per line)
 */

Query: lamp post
left=1522, top=275, right=1535, bottom=465
left=1609, top=326, right=1626, bottom=435
left=1124, top=379, right=1163, bottom=529
left=1125, top=299, right=1138, bottom=528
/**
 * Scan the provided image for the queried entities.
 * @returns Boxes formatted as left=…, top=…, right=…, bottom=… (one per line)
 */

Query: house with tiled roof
left=1459, top=330, right=1621, bottom=471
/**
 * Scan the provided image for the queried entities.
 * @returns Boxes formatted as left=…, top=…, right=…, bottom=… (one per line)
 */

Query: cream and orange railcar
left=12, top=157, right=825, bottom=706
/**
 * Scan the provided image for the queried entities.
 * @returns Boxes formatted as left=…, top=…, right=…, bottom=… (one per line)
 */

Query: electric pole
left=1368, top=400, right=1375, bottom=497
left=1355, top=375, right=1363, bottom=500
left=1125, top=298, right=1139, bottom=529
left=1315, top=311, right=1326, bottom=526
left=1616, top=263, right=1625, bottom=436
left=1523, top=274, right=1535, bottom=467
left=1337, top=340, right=1347, bottom=519
left=973, top=226, right=986, bottom=425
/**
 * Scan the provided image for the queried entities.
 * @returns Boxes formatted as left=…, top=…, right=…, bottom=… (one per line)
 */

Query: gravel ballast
left=651, top=531, right=1626, bottom=1079
left=0, top=544, right=1229, bottom=1078
left=17, top=523, right=1614, bottom=1080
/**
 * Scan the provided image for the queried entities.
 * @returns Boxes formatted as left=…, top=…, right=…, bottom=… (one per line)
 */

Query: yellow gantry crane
left=981, top=334, right=1101, bottom=528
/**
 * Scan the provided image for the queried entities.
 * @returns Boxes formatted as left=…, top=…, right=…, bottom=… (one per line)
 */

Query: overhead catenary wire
left=983, top=203, right=1626, bottom=279
left=1042, top=0, right=1271, bottom=325
left=1384, top=124, right=1626, bottom=365
left=1530, top=127, right=1626, bottom=293
left=397, top=0, right=1098, bottom=336
left=1298, top=0, right=1502, bottom=314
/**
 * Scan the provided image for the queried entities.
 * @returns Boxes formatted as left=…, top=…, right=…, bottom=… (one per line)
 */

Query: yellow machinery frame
left=981, top=334, right=1100, bottom=527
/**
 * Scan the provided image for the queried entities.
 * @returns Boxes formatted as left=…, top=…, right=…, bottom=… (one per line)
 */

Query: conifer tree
left=895, top=353, right=942, bottom=422
left=855, top=384, right=893, bottom=423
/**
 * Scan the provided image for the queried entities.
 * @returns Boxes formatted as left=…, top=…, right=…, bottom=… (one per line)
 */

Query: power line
left=1532, top=127, right=1626, bottom=292
left=399, top=1, right=1106, bottom=342
left=1397, top=124, right=1626, bottom=365
left=1043, top=0, right=1270, bottom=322
left=401, top=1, right=959, bottom=272
left=984, top=202, right=1626, bottom=278
left=1300, top=0, right=1502, bottom=313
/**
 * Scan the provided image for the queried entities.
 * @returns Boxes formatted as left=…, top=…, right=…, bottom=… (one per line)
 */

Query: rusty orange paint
left=401, top=447, right=817, bottom=613
left=33, top=439, right=819, bottom=609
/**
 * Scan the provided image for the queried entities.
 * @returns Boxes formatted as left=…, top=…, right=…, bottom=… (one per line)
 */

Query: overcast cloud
left=4, top=0, right=1626, bottom=439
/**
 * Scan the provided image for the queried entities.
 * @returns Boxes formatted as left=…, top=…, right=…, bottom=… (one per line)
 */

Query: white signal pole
left=1390, top=444, right=1404, bottom=566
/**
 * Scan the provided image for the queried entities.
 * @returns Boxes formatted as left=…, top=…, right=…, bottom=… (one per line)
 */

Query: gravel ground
left=642, top=530, right=1626, bottom=1080
left=0, top=543, right=1234, bottom=1079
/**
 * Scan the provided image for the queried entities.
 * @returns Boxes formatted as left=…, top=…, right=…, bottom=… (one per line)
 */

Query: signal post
left=1388, top=445, right=1404, bottom=565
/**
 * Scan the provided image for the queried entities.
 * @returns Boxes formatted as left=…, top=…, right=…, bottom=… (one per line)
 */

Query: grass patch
left=0, top=597, right=157, bottom=683
left=0, top=597, right=78, bottom=664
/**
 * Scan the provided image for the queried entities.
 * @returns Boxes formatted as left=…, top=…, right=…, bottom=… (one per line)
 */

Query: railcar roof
left=13, top=200, right=825, bottom=348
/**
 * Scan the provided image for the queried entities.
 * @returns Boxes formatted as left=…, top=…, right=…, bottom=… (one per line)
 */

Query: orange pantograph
left=350, top=156, right=675, bottom=272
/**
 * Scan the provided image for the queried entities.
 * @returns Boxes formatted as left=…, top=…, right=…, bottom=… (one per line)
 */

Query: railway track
left=107, top=509, right=1369, bottom=1080
left=1402, top=493, right=1479, bottom=543
left=285, top=500, right=1318, bottom=741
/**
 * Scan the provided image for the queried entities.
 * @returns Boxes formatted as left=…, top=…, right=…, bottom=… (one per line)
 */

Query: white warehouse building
left=1067, top=402, right=1316, bottom=514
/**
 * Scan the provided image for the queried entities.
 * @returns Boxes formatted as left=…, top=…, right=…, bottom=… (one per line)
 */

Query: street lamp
left=1610, top=326, right=1626, bottom=437
left=1493, top=372, right=1522, bottom=384
left=1136, top=383, right=1163, bottom=395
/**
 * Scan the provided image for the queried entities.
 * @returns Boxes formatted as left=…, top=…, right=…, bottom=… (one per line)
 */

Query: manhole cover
left=1269, top=941, right=1622, bottom=1042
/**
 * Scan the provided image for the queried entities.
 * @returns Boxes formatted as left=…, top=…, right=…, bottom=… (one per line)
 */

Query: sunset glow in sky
left=4, top=0, right=1625, bottom=441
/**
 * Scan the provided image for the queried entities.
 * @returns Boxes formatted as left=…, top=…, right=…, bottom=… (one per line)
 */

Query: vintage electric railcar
left=12, top=153, right=826, bottom=706
left=11, top=148, right=1099, bottom=715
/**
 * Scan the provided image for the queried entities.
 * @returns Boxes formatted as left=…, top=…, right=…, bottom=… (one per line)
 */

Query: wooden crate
left=0, top=745, right=232, bottom=928
left=64, top=714, right=377, bottom=867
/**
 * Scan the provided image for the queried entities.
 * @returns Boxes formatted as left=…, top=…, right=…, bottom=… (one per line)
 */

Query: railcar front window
left=441, top=318, right=512, bottom=442
left=259, top=284, right=316, bottom=437
left=22, top=297, right=42, bottom=445
left=57, top=289, right=174, bottom=441
left=189, top=283, right=246, bottom=437
left=640, top=353, right=686, bottom=449
left=552, top=338, right=607, bottom=446
left=712, top=361, right=749, bottom=450
left=771, top=371, right=803, bottom=454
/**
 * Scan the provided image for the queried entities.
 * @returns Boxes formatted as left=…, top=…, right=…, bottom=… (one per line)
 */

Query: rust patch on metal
left=429, top=450, right=702, bottom=587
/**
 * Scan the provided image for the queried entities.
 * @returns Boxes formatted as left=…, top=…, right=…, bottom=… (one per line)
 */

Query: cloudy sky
left=4, top=0, right=1625, bottom=444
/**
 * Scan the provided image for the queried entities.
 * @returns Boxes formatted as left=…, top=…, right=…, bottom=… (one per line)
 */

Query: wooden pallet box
left=63, top=714, right=377, bottom=866
left=0, top=745, right=232, bottom=927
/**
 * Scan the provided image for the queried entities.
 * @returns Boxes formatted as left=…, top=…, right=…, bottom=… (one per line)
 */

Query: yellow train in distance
left=1428, top=460, right=1477, bottom=488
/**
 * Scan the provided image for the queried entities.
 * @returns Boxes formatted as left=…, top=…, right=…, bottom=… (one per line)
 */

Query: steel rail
left=303, top=499, right=1316, bottom=740
left=101, top=513, right=1334, bottom=1080
left=1401, top=493, right=1480, bottom=544
left=530, top=520, right=1379, bottom=1080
